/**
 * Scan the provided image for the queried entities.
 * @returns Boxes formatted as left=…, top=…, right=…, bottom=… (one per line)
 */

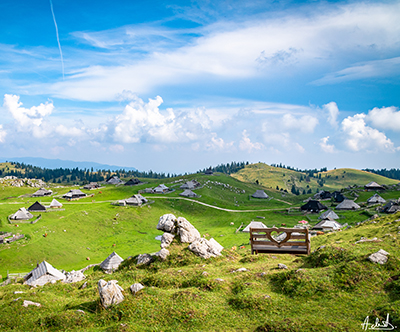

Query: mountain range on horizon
left=0, top=157, right=137, bottom=172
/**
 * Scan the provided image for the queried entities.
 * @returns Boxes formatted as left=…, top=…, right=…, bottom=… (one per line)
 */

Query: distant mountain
left=0, top=157, right=137, bottom=172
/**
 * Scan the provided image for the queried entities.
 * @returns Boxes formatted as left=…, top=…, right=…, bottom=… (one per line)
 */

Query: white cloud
left=112, top=95, right=216, bottom=145
left=282, top=114, right=318, bottom=133
left=3, top=94, right=53, bottom=127
left=320, top=136, right=335, bottom=153
left=0, top=124, right=6, bottom=143
left=312, top=57, right=400, bottom=85
left=323, top=102, right=339, bottom=128
left=55, top=124, right=85, bottom=137
left=206, top=133, right=234, bottom=151
left=239, top=130, right=264, bottom=152
left=341, top=114, right=395, bottom=152
left=367, top=106, right=400, bottom=131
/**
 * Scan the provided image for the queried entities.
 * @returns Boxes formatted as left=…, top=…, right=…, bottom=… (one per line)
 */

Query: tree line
left=198, top=161, right=249, bottom=174
left=0, top=162, right=179, bottom=184
left=363, top=168, right=400, bottom=181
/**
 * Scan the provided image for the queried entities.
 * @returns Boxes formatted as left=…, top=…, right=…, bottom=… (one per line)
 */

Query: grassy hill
left=232, top=163, right=399, bottom=193
left=0, top=168, right=399, bottom=278
left=0, top=212, right=399, bottom=331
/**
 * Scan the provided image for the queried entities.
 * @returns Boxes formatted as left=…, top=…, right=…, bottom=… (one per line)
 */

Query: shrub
left=303, top=246, right=355, bottom=268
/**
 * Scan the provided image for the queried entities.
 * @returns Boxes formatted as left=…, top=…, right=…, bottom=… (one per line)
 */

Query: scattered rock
left=296, top=269, right=304, bottom=273
left=64, top=270, right=86, bottom=283
left=130, top=283, right=145, bottom=295
left=215, top=278, right=224, bottom=282
left=264, top=295, right=271, bottom=299
left=355, top=237, right=382, bottom=244
left=137, top=254, right=153, bottom=266
left=22, top=300, right=41, bottom=307
left=80, top=281, right=88, bottom=289
left=156, top=214, right=177, bottom=233
left=368, top=249, right=389, bottom=265
left=260, top=272, right=267, bottom=277
left=156, top=248, right=170, bottom=261
left=176, top=217, right=201, bottom=243
left=98, top=279, right=124, bottom=308
left=76, top=310, right=85, bottom=315
left=160, top=233, right=175, bottom=249
left=201, top=271, right=209, bottom=276
left=14, top=291, right=24, bottom=294
left=278, top=263, right=288, bottom=269
left=233, top=268, right=248, bottom=273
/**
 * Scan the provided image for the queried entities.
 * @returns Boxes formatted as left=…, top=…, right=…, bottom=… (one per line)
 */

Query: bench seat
left=250, top=227, right=310, bottom=255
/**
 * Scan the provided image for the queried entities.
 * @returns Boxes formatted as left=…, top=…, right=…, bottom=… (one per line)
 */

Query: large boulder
left=156, top=214, right=177, bottom=233
left=98, top=279, right=124, bottom=308
left=188, top=238, right=223, bottom=259
left=161, top=232, right=175, bottom=248
left=176, top=217, right=201, bottom=243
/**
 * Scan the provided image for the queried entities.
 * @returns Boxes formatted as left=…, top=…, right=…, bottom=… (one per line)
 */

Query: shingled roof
left=301, top=200, right=327, bottom=213
left=27, top=201, right=46, bottom=212
left=24, top=261, right=66, bottom=286
left=100, top=252, right=124, bottom=274
left=10, top=207, right=33, bottom=220
left=367, top=193, right=386, bottom=204
left=252, top=190, right=269, bottom=199
left=336, top=199, right=360, bottom=210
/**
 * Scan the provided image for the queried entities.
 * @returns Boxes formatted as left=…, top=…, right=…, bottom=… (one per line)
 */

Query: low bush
left=303, top=246, right=355, bottom=268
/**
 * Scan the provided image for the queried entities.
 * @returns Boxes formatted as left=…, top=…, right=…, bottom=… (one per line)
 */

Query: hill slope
left=232, top=163, right=398, bottom=193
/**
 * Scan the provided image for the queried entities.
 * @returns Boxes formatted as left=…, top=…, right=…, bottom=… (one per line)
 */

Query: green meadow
left=0, top=163, right=399, bottom=331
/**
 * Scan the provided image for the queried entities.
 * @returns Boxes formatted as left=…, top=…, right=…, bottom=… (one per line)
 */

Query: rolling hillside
left=231, top=163, right=399, bottom=193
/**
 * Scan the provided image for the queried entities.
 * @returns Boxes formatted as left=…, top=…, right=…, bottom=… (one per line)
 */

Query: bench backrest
left=249, top=227, right=310, bottom=255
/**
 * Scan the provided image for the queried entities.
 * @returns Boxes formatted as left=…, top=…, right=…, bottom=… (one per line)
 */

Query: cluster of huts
left=9, top=199, right=63, bottom=221
left=22, top=251, right=124, bottom=286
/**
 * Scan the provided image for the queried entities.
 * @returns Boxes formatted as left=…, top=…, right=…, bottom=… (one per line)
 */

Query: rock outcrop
left=157, top=214, right=177, bottom=233
left=176, top=217, right=201, bottom=243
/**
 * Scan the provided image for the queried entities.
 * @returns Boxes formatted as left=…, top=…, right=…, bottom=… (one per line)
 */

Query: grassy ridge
left=232, top=163, right=398, bottom=192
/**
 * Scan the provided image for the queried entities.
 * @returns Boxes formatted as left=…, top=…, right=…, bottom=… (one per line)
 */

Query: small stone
left=235, top=268, right=248, bottom=273
left=296, top=269, right=304, bottom=273
left=80, top=281, right=87, bottom=289
left=215, top=278, right=224, bottom=282
left=156, top=248, right=170, bottom=261
left=51, top=280, right=57, bottom=284
left=271, top=256, right=277, bottom=259
left=22, top=300, right=41, bottom=307
left=76, top=310, right=85, bottom=314
left=14, top=291, right=24, bottom=294
left=13, top=297, right=21, bottom=302
left=130, top=283, right=145, bottom=295
left=260, top=272, right=267, bottom=277
left=264, top=295, right=271, bottom=299
left=278, top=263, right=288, bottom=269
left=201, top=271, right=209, bottom=276
left=137, top=254, right=153, bottom=265
left=368, top=249, right=389, bottom=265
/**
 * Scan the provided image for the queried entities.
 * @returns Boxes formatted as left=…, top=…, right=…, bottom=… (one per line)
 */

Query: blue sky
left=0, top=0, right=399, bottom=173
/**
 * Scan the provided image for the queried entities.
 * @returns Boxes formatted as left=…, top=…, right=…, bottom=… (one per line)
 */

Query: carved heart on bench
left=269, top=231, right=288, bottom=244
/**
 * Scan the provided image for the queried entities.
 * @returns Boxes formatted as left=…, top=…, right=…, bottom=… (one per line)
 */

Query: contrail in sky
left=49, top=0, right=64, bottom=79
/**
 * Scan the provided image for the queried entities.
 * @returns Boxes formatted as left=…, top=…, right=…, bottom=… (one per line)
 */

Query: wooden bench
left=249, top=227, right=310, bottom=255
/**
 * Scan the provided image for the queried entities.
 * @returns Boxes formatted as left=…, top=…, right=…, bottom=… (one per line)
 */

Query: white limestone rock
left=161, top=232, right=175, bottom=248
left=137, top=254, right=153, bottom=266
left=98, top=279, right=124, bottom=308
left=156, top=214, right=177, bottom=233
left=176, top=217, right=201, bottom=243
left=22, top=300, right=41, bottom=307
left=156, top=248, right=170, bottom=261
left=368, top=249, right=389, bottom=265
left=64, top=270, right=86, bottom=283
left=188, top=238, right=223, bottom=259
left=130, top=283, right=145, bottom=295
